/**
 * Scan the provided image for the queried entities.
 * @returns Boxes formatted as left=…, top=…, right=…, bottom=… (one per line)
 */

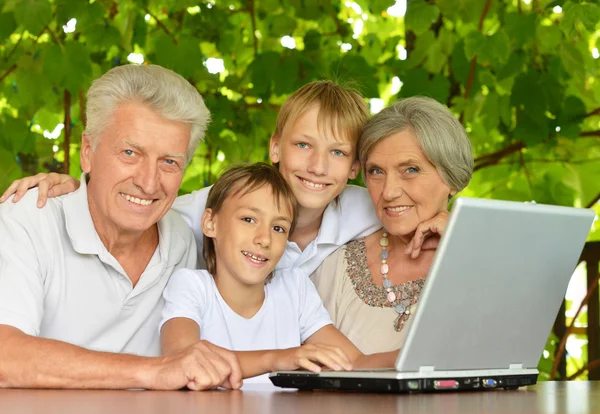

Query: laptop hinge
left=419, top=366, right=435, bottom=373
left=509, top=364, right=524, bottom=370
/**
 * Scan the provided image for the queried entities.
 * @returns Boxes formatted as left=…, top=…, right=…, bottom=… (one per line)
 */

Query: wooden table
left=1, top=381, right=598, bottom=414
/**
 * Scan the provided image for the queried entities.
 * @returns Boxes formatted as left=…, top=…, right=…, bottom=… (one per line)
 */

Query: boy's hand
left=145, top=341, right=243, bottom=391
left=0, top=173, right=80, bottom=207
left=273, top=344, right=353, bottom=373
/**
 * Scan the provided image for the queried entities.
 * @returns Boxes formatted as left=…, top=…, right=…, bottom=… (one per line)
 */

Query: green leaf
left=42, top=43, right=65, bottom=85
left=0, top=12, right=16, bottom=39
left=464, top=30, right=510, bottom=66
left=330, top=54, right=379, bottom=98
left=13, top=0, right=51, bottom=34
left=511, top=69, right=547, bottom=114
left=248, top=51, right=280, bottom=98
left=404, top=0, right=440, bottom=35
left=361, top=34, right=384, bottom=66
left=556, top=96, right=586, bottom=139
left=132, top=12, right=147, bottom=48
left=405, top=30, right=434, bottom=70
left=288, top=0, right=323, bottom=20
left=560, top=2, right=600, bottom=34
left=63, top=41, right=92, bottom=93
left=273, top=52, right=300, bottom=95
left=536, top=24, right=563, bottom=54
left=504, top=12, right=538, bottom=45
left=368, top=0, right=395, bottom=14
left=515, top=108, right=550, bottom=146
left=559, top=42, right=585, bottom=84
left=268, top=14, right=297, bottom=37
left=425, top=27, right=456, bottom=74
left=481, top=91, right=500, bottom=130
left=85, top=23, right=122, bottom=50
left=398, top=68, right=450, bottom=104
left=496, top=50, right=526, bottom=81
left=436, top=0, right=481, bottom=24
left=303, top=29, right=321, bottom=51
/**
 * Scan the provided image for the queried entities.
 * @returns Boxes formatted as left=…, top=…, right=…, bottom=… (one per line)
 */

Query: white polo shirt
left=0, top=178, right=197, bottom=357
left=173, top=185, right=380, bottom=276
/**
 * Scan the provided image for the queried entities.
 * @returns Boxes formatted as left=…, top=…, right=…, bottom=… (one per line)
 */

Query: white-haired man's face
left=80, top=101, right=190, bottom=239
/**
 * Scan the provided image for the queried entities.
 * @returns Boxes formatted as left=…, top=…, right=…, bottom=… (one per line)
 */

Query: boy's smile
left=203, top=184, right=293, bottom=288
left=270, top=105, right=359, bottom=213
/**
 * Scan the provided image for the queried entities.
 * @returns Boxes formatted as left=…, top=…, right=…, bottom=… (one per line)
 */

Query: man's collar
left=63, top=174, right=104, bottom=255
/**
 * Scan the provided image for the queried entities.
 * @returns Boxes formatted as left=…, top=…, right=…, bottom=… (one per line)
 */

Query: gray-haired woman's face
left=363, top=130, right=454, bottom=238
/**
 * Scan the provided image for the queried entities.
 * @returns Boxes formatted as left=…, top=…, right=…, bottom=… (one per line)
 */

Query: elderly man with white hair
left=0, top=65, right=242, bottom=390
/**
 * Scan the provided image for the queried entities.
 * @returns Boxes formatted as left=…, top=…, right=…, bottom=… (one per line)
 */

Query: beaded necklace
left=380, top=231, right=412, bottom=317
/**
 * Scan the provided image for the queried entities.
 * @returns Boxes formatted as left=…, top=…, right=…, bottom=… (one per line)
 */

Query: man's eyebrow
left=123, top=140, right=185, bottom=159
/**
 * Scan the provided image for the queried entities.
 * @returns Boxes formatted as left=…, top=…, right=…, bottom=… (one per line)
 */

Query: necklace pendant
left=395, top=303, right=406, bottom=314
left=394, top=314, right=405, bottom=332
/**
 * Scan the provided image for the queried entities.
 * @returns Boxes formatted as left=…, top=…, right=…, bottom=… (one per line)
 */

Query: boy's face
left=202, top=184, right=293, bottom=286
left=269, top=105, right=359, bottom=213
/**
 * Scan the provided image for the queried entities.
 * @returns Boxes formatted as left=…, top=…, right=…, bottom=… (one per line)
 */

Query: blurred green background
left=0, top=0, right=599, bottom=380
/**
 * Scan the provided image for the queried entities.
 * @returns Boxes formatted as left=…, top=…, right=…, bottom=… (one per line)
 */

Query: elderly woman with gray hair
left=311, top=96, right=474, bottom=354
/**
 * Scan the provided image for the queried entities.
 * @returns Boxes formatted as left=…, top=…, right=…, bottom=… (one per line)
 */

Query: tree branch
left=581, top=130, right=600, bottom=137
left=586, top=192, right=600, bottom=209
left=459, top=0, right=493, bottom=124
left=584, top=108, right=600, bottom=118
left=567, top=359, right=600, bottom=381
left=79, top=88, right=86, bottom=129
left=248, top=0, right=259, bottom=58
left=63, top=90, right=71, bottom=175
left=473, top=141, right=525, bottom=171
left=4, top=34, right=23, bottom=63
left=144, top=8, right=177, bottom=44
left=550, top=271, right=600, bottom=380
left=497, top=157, right=600, bottom=166
left=519, top=151, right=534, bottom=196
left=0, top=64, right=17, bottom=84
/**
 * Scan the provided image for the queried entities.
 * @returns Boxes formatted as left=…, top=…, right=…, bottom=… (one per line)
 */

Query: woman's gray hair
left=85, top=64, right=210, bottom=165
left=359, top=96, right=474, bottom=192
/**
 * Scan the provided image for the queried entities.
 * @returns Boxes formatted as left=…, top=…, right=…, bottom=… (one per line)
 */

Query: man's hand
left=405, top=211, right=450, bottom=259
left=146, top=341, right=243, bottom=391
left=0, top=173, right=80, bottom=207
left=271, top=344, right=353, bottom=373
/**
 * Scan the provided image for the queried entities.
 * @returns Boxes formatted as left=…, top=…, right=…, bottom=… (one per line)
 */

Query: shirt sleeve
left=171, top=186, right=211, bottom=269
left=294, top=269, right=333, bottom=343
left=0, top=199, right=46, bottom=336
left=159, top=269, right=210, bottom=333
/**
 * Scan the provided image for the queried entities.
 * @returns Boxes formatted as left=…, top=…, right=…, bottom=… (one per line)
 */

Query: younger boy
left=159, top=163, right=396, bottom=381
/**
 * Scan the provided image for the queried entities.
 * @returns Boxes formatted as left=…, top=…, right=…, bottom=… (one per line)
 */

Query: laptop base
left=269, top=372, right=538, bottom=393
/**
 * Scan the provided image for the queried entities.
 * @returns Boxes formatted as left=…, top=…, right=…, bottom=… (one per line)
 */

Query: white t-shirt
left=172, top=185, right=380, bottom=276
left=0, top=177, right=197, bottom=356
left=159, top=268, right=333, bottom=351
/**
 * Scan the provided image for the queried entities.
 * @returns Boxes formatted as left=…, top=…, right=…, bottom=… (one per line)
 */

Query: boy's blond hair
left=274, top=80, right=369, bottom=152
left=203, top=163, right=298, bottom=276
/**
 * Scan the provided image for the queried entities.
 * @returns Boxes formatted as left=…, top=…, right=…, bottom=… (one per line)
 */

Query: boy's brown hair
left=202, top=163, right=298, bottom=275
left=273, top=80, right=369, bottom=152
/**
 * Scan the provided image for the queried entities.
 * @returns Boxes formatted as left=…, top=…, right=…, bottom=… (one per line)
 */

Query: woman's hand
left=272, top=344, right=353, bottom=373
left=0, top=173, right=80, bottom=207
left=405, top=211, right=450, bottom=259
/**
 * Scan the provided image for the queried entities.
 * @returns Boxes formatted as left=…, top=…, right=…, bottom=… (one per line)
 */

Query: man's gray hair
left=359, top=96, right=474, bottom=192
left=85, top=64, right=210, bottom=165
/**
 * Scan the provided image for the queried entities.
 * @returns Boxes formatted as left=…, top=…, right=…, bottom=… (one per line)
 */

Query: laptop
left=270, top=197, right=596, bottom=393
